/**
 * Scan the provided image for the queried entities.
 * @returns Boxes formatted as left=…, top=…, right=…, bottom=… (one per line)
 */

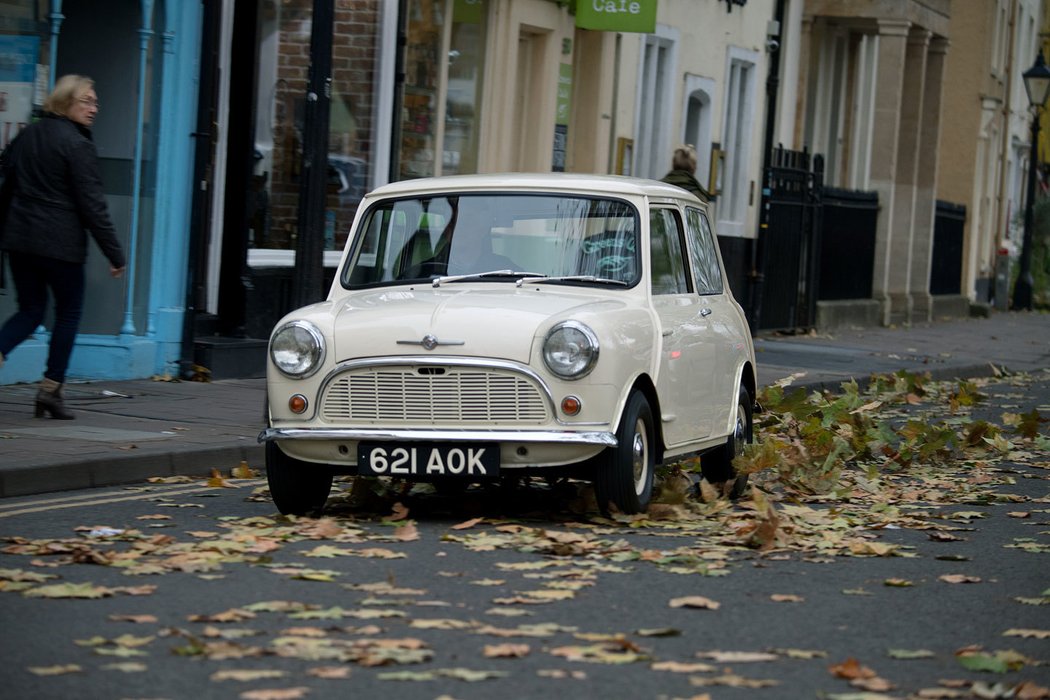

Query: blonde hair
left=43, top=75, right=95, bottom=117
left=672, top=144, right=698, bottom=172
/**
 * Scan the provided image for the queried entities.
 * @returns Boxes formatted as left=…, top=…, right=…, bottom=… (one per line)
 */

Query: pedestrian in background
left=0, top=74, right=126, bottom=420
left=661, top=144, right=712, bottom=202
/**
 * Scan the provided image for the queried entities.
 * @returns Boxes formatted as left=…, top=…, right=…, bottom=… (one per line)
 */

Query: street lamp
left=1012, top=49, right=1050, bottom=310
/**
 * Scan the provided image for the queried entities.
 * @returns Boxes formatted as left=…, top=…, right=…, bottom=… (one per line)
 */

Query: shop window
left=250, top=0, right=383, bottom=253
left=398, top=0, right=487, bottom=179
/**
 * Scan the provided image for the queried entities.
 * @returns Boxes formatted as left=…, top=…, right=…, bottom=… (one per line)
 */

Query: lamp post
left=1012, top=49, right=1050, bottom=310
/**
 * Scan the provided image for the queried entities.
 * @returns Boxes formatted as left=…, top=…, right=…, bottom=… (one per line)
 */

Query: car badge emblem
left=421, top=334, right=439, bottom=350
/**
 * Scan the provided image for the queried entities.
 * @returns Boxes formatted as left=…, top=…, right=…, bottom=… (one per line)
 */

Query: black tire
left=594, top=391, right=655, bottom=515
left=702, top=383, right=753, bottom=499
left=266, top=441, right=333, bottom=516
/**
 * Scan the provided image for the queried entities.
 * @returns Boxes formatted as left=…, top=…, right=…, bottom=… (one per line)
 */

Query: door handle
left=700, top=308, right=712, bottom=317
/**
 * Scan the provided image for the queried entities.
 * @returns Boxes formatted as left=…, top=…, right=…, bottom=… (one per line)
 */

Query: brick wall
left=264, top=0, right=379, bottom=251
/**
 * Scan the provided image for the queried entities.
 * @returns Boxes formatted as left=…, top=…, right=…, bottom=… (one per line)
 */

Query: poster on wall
left=0, top=34, right=39, bottom=149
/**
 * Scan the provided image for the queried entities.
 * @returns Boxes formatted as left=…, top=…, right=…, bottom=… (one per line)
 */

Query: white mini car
left=259, top=173, right=757, bottom=515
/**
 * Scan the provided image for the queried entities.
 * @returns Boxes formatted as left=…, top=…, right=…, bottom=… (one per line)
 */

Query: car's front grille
left=321, top=365, right=550, bottom=424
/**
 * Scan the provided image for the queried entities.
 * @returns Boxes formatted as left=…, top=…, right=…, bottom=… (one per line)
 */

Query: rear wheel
left=266, top=441, right=333, bottom=516
left=702, top=383, right=753, bottom=499
left=594, top=391, right=655, bottom=515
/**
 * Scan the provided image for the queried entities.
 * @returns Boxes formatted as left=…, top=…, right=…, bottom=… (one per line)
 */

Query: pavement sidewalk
left=1, top=311, right=1048, bottom=499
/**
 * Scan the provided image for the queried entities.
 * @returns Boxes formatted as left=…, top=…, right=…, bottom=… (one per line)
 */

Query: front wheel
left=701, top=383, right=753, bottom=499
left=266, top=441, right=333, bottom=516
left=594, top=391, right=655, bottom=515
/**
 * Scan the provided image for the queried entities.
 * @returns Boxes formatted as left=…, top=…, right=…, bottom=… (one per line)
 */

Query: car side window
left=685, top=207, right=724, bottom=295
left=649, top=208, right=690, bottom=295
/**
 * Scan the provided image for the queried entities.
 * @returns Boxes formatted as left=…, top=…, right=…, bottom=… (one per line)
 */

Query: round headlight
left=270, top=320, right=325, bottom=378
left=543, top=321, right=599, bottom=379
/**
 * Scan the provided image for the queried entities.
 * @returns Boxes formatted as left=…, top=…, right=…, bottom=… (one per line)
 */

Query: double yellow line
left=0, top=480, right=263, bottom=519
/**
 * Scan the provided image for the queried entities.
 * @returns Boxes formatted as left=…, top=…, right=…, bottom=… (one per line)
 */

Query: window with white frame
left=683, top=74, right=715, bottom=190
left=719, top=47, right=758, bottom=236
left=636, top=27, right=678, bottom=179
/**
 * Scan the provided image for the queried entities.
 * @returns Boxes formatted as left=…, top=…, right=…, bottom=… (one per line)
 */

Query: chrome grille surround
left=319, top=357, right=553, bottom=426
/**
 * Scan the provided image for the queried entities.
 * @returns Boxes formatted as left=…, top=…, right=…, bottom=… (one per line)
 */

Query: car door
left=684, top=207, right=741, bottom=437
left=649, top=207, right=716, bottom=445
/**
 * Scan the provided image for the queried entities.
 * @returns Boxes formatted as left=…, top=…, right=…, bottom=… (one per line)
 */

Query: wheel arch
left=625, top=373, right=665, bottom=464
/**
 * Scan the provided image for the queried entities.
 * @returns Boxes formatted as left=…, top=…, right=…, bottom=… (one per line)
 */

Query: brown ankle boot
left=35, top=378, right=75, bottom=420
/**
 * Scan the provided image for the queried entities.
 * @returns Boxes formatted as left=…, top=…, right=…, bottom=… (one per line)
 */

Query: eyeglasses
left=77, top=98, right=99, bottom=109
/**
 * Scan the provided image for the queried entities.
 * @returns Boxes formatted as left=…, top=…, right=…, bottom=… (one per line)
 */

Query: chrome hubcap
left=631, top=418, right=648, bottom=495
left=732, top=403, right=748, bottom=455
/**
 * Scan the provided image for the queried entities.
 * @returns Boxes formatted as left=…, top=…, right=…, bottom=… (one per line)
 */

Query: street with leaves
left=0, top=369, right=1048, bottom=699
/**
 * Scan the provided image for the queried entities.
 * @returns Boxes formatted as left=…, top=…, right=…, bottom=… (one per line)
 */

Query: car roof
left=366, top=172, right=705, bottom=205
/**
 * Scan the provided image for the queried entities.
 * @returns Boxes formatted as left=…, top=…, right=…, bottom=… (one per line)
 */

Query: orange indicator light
left=561, top=396, right=582, bottom=416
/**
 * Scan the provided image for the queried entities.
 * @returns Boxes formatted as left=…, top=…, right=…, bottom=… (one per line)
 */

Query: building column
left=868, top=19, right=910, bottom=325
left=886, top=28, right=930, bottom=325
left=909, top=36, right=948, bottom=321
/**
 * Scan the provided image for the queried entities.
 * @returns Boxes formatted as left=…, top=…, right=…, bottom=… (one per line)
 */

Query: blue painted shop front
left=0, top=0, right=202, bottom=385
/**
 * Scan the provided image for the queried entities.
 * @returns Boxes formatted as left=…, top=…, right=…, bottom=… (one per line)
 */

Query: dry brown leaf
left=851, top=675, right=895, bottom=691
left=28, top=664, right=82, bottom=676
left=188, top=608, right=256, bottom=623
left=210, top=669, right=286, bottom=682
left=483, top=643, right=530, bottom=658
left=669, top=596, right=721, bottom=610
left=307, top=666, right=351, bottom=679
left=389, top=502, right=410, bottom=521
left=1003, top=629, right=1050, bottom=639
left=238, top=689, right=310, bottom=700
left=232, top=460, right=258, bottom=479
left=108, top=614, right=158, bottom=624
left=939, top=574, right=981, bottom=584
left=206, top=468, right=234, bottom=488
left=696, top=651, right=778, bottom=663
left=393, top=522, right=419, bottom=542
left=1016, top=681, right=1050, bottom=699
left=650, top=661, right=717, bottom=673
left=828, top=657, right=876, bottom=680
left=536, top=669, right=588, bottom=679
left=770, top=594, right=804, bottom=603
left=451, top=517, right=484, bottom=530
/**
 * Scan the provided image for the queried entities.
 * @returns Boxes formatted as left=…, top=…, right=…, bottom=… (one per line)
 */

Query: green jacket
left=661, top=169, right=711, bottom=202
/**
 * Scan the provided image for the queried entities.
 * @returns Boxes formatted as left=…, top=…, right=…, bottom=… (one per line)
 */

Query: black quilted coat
left=0, top=114, right=126, bottom=268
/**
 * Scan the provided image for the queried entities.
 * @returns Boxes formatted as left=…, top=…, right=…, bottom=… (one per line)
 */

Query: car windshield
left=341, top=193, right=640, bottom=288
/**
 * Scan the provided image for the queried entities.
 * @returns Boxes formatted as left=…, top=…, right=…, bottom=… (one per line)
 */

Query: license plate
left=358, top=442, right=500, bottom=479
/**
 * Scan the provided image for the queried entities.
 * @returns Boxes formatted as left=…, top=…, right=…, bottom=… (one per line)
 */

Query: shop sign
left=0, top=34, right=38, bottom=148
left=575, top=0, right=657, bottom=33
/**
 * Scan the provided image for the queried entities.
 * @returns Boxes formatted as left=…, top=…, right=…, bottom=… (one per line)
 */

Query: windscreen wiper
left=432, top=270, right=545, bottom=287
left=515, top=274, right=629, bottom=287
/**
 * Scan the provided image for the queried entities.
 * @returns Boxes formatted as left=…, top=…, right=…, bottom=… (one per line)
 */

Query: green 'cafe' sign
left=575, top=0, right=657, bottom=33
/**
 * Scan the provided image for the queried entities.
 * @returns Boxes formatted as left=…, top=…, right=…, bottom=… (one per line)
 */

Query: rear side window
left=685, top=208, right=724, bottom=295
left=649, top=208, right=690, bottom=295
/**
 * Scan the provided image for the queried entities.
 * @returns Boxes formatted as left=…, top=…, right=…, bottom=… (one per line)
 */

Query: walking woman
left=0, top=75, right=126, bottom=419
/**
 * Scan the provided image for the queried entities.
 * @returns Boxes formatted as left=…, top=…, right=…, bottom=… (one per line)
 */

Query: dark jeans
left=0, top=251, right=85, bottom=383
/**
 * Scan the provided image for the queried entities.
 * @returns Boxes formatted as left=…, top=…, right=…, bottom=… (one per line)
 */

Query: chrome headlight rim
left=542, top=320, right=599, bottom=380
left=270, top=320, right=326, bottom=379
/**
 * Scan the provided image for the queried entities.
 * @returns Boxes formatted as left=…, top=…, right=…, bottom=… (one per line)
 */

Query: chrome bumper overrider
left=258, top=427, right=617, bottom=446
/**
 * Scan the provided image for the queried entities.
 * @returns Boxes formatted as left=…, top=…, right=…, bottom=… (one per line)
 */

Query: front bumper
left=258, top=427, right=617, bottom=446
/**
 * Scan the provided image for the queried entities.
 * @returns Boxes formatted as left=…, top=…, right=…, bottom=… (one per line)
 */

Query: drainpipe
left=607, top=32, right=622, bottom=173
left=48, top=1, right=63, bottom=90
left=120, top=0, right=155, bottom=337
left=748, top=0, right=786, bottom=333
left=292, top=0, right=335, bottom=308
